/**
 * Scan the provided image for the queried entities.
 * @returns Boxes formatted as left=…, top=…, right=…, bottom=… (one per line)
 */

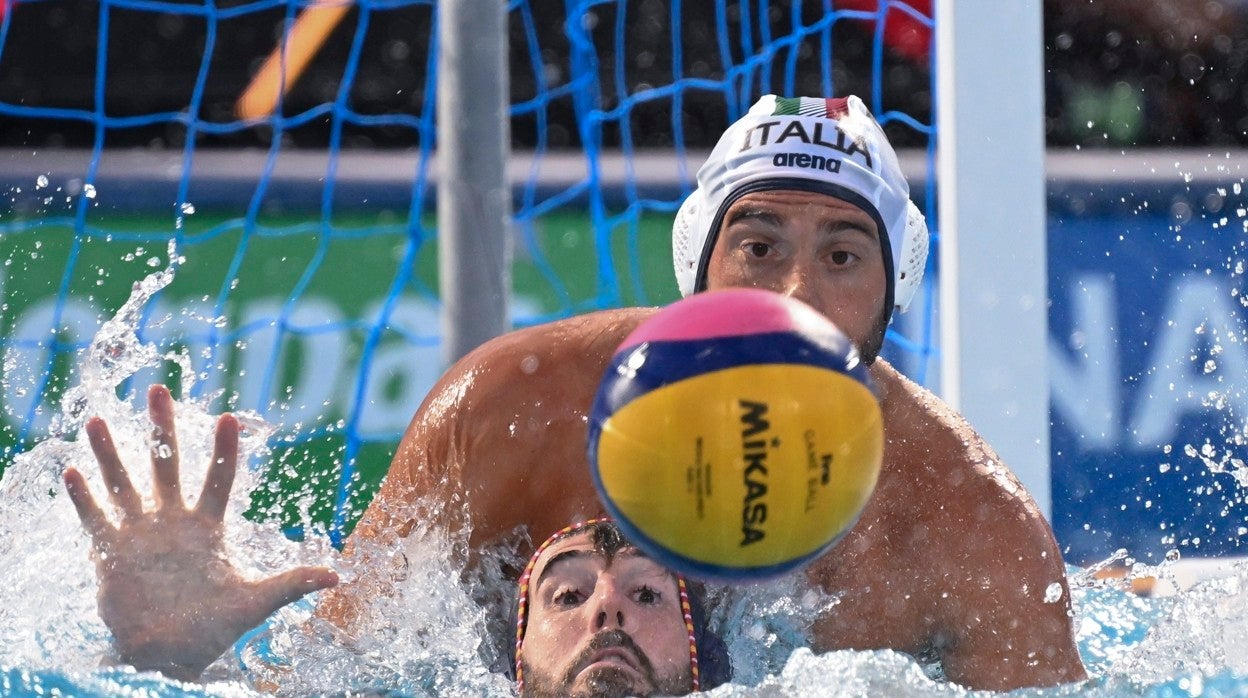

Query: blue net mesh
left=0, top=0, right=935, bottom=541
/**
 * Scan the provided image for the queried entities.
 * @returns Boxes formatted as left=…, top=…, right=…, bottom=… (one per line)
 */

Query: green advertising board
left=0, top=209, right=679, bottom=534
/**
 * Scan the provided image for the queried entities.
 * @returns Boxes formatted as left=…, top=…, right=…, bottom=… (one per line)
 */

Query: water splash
left=0, top=267, right=334, bottom=676
left=706, top=649, right=962, bottom=697
left=240, top=521, right=511, bottom=696
left=0, top=264, right=517, bottom=695
left=7, top=269, right=1248, bottom=696
left=1107, top=564, right=1248, bottom=686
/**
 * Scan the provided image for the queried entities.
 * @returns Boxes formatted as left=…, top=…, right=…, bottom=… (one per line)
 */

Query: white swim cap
left=672, top=95, right=928, bottom=316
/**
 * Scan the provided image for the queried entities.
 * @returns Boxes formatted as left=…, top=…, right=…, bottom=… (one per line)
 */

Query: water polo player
left=63, top=388, right=729, bottom=695
left=513, top=519, right=730, bottom=697
left=335, top=95, right=1087, bottom=690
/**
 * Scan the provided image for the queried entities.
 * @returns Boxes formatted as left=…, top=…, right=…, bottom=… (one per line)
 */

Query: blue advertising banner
left=1049, top=178, right=1248, bottom=564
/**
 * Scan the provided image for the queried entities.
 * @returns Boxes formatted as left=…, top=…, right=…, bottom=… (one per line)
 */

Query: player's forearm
left=937, top=571, right=1086, bottom=690
left=942, top=633, right=1086, bottom=692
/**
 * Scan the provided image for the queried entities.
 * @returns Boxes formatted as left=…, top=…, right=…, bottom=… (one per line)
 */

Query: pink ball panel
left=621, top=289, right=802, bottom=347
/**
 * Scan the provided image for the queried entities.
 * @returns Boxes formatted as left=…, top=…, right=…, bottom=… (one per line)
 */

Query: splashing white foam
left=7, top=268, right=1248, bottom=697
left=0, top=266, right=510, bottom=695
left=0, top=268, right=338, bottom=677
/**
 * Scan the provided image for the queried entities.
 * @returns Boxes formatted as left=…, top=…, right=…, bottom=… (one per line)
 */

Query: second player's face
left=705, top=189, right=889, bottom=361
left=519, top=533, right=693, bottom=698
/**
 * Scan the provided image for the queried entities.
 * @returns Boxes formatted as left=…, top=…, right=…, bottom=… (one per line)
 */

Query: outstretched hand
left=63, top=385, right=338, bottom=681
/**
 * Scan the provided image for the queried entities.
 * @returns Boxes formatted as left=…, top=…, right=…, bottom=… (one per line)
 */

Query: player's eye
left=553, top=588, right=584, bottom=607
left=745, top=242, right=771, bottom=258
left=634, top=585, right=661, bottom=605
left=830, top=250, right=859, bottom=266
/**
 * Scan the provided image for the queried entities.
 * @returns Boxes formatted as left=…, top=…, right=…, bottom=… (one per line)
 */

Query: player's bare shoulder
left=461, top=307, right=655, bottom=386
left=385, top=307, right=659, bottom=542
left=870, top=359, right=1051, bottom=540
left=402, top=307, right=656, bottom=432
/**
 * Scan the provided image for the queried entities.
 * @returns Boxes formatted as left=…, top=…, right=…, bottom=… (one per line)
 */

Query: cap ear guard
left=672, top=192, right=702, bottom=298
left=893, top=200, right=929, bottom=313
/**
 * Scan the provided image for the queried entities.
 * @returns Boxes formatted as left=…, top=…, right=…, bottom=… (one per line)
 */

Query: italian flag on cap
left=772, top=96, right=851, bottom=119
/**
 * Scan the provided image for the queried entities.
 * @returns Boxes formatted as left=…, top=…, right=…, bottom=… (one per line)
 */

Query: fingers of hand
left=147, top=384, right=183, bottom=509
left=86, top=417, right=144, bottom=519
left=63, top=467, right=114, bottom=542
left=197, top=414, right=239, bottom=521
left=254, top=567, right=340, bottom=620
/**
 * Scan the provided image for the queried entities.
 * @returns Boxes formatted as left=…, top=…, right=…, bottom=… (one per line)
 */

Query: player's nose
left=589, top=575, right=629, bottom=631
left=778, top=257, right=825, bottom=311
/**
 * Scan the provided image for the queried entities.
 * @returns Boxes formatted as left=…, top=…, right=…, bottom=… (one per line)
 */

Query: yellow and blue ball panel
left=588, top=311, right=883, bottom=583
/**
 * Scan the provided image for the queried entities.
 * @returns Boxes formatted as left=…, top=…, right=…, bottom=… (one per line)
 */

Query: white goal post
left=936, top=0, right=1051, bottom=516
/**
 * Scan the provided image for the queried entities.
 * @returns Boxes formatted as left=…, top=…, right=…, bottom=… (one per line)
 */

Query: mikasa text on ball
left=587, top=288, right=884, bottom=582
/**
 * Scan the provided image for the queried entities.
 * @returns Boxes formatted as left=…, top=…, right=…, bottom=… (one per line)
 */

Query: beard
left=567, top=665, right=639, bottom=698
left=857, top=303, right=890, bottom=365
left=521, top=629, right=691, bottom=698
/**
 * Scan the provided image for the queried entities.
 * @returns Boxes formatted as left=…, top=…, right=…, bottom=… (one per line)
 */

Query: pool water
left=2, top=270, right=1248, bottom=697
left=2, top=574, right=1248, bottom=697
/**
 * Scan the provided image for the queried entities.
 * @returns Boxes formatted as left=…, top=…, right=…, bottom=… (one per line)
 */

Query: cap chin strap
left=514, top=518, right=700, bottom=693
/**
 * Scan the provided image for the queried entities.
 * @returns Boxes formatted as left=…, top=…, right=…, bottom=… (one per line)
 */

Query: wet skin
left=64, top=385, right=339, bottom=681
left=518, top=532, right=693, bottom=697
left=706, top=191, right=889, bottom=362
left=324, top=191, right=1088, bottom=692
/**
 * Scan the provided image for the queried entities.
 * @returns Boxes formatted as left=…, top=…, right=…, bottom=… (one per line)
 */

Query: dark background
left=6, top=0, right=1238, bottom=150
